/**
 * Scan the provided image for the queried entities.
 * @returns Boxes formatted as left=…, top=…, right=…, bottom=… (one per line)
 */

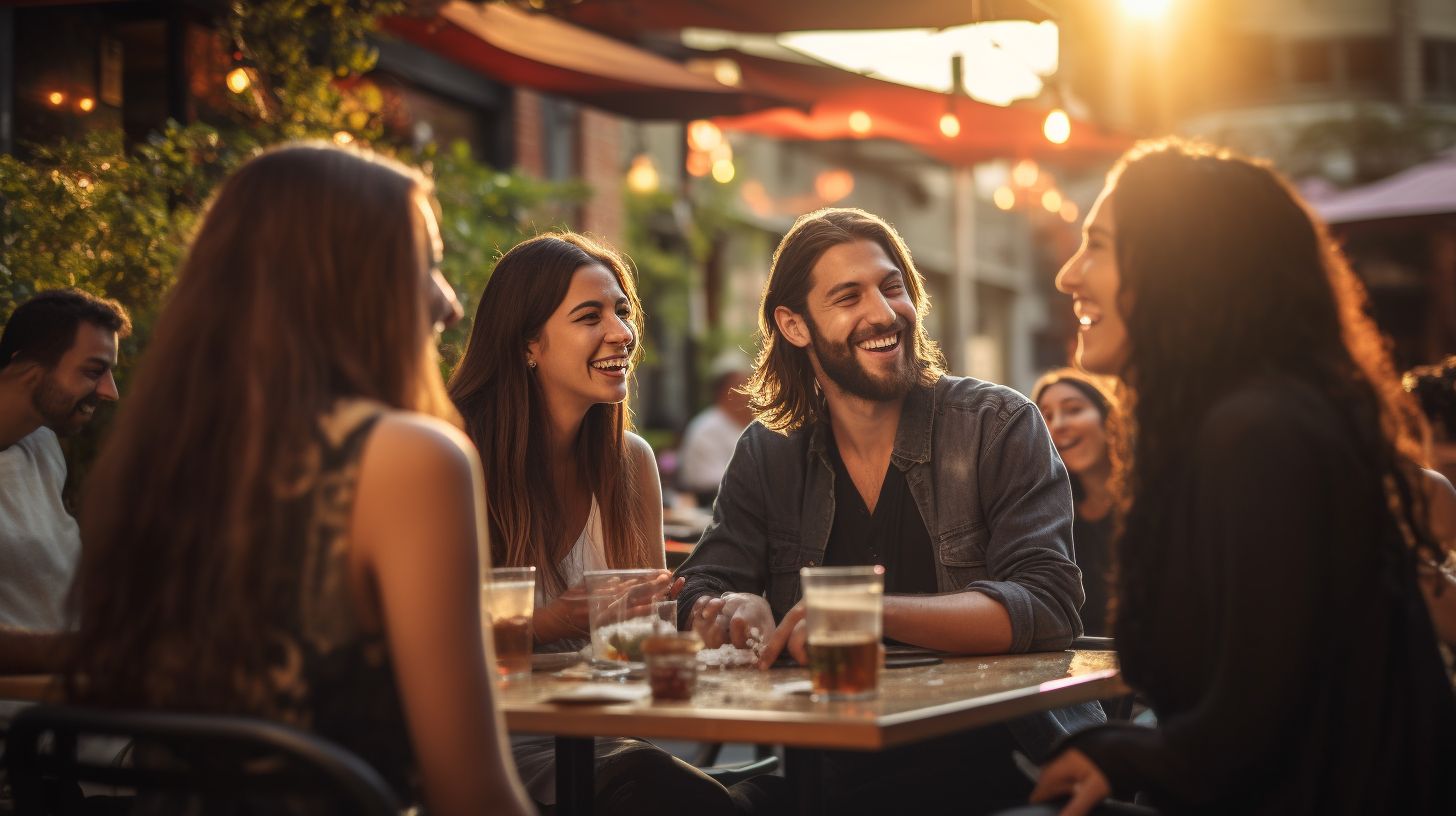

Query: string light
left=77, top=97, right=95, bottom=113
left=848, top=110, right=873, bottom=137
left=1043, top=108, right=1071, bottom=145
left=47, top=91, right=65, bottom=107
left=1012, top=159, right=1040, bottom=188
left=1042, top=189, right=1063, bottom=213
left=993, top=186, right=1016, bottom=211
left=626, top=154, right=660, bottom=194
left=687, top=120, right=723, bottom=153
left=226, top=67, right=251, bottom=94
left=939, top=112, right=961, bottom=139
left=333, top=131, right=355, bottom=145
left=711, top=159, right=735, bottom=184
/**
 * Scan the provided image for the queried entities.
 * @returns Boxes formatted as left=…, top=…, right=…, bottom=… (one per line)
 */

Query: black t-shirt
left=822, top=434, right=938, bottom=595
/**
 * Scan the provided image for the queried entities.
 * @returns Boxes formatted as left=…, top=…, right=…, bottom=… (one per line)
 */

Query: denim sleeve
left=672, top=430, right=771, bottom=630
left=964, top=402, right=1083, bottom=652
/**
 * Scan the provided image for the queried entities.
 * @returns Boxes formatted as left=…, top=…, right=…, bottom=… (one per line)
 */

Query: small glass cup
left=485, top=567, right=536, bottom=680
left=643, top=631, right=705, bottom=701
left=584, top=569, right=666, bottom=665
left=801, top=565, right=884, bottom=701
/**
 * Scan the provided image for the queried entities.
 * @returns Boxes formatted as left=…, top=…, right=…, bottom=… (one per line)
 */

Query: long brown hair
left=69, top=142, right=457, bottom=711
left=1104, top=138, right=1435, bottom=637
left=746, top=207, right=945, bottom=433
left=447, top=233, right=652, bottom=597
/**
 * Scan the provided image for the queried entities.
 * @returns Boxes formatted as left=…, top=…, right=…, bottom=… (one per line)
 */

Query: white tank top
left=537, top=497, right=607, bottom=607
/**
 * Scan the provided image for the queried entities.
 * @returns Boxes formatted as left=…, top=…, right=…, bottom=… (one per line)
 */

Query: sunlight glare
left=779, top=21, right=1057, bottom=107
left=1121, top=0, right=1172, bottom=22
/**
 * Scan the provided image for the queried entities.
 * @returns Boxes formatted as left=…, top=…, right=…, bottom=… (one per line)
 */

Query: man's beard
left=805, top=313, right=918, bottom=403
left=32, top=373, right=98, bottom=437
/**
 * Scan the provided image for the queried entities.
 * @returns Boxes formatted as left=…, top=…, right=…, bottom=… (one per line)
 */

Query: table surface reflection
left=500, top=650, right=1123, bottom=750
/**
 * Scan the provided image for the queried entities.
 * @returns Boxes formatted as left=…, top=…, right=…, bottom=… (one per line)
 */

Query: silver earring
left=527, top=360, right=537, bottom=369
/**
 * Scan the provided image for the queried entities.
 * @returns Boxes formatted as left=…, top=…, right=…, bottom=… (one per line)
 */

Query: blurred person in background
left=0, top=289, right=129, bottom=673
left=68, top=143, right=532, bottom=816
left=1031, top=138, right=1456, bottom=815
left=1033, top=369, right=1120, bottom=638
left=448, top=233, right=775, bottom=815
left=678, top=351, right=755, bottom=506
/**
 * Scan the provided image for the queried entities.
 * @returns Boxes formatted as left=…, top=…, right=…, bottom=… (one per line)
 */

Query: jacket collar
left=806, top=376, right=938, bottom=468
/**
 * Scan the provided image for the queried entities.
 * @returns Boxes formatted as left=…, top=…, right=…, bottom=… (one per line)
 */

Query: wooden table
left=0, top=674, right=58, bottom=703
left=500, top=650, right=1123, bottom=815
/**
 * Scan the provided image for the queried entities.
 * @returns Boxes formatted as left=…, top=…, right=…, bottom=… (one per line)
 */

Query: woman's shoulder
left=363, top=411, right=479, bottom=478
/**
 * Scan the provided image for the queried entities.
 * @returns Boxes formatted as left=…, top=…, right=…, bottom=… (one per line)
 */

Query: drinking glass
left=584, top=568, right=667, bottom=665
left=800, top=565, right=884, bottom=701
left=485, top=566, right=536, bottom=680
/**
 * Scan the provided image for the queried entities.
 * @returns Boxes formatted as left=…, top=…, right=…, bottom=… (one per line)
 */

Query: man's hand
left=691, top=592, right=774, bottom=650
left=755, top=602, right=807, bottom=669
left=1029, top=748, right=1111, bottom=816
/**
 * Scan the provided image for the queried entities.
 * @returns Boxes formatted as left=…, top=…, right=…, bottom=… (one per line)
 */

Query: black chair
left=4, top=704, right=402, bottom=816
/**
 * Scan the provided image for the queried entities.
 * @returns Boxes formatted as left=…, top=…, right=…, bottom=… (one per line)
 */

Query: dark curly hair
left=1106, top=139, right=1435, bottom=638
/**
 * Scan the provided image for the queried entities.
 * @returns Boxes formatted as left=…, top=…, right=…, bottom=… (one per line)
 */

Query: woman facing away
left=447, top=233, right=773, bottom=815
left=1033, top=369, right=1121, bottom=638
left=67, top=143, right=533, bottom=816
left=1029, top=138, right=1456, bottom=815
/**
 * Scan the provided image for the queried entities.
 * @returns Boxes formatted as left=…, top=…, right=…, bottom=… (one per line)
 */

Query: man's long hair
left=447, top=233, right=653, bottom=597
left=1107, top=139, right=1434, bottom=637
left=746, top=208, right=945, bottom=433
left=69, top=143, right=458, bottom=712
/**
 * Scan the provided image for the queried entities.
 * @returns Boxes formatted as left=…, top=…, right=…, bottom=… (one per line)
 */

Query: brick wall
left=577, top=106, right=624, bottom=245
left=512, top=88, right=544, bottom=178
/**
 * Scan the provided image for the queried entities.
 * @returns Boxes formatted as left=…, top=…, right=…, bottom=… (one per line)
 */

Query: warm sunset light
left=1043, top=108, right=1071, bottom=144
left=1120, top=0, right=1173, bottom=21
left=626, top=154, right=660, bottom=193
left=226, top=67, right=252, bottom=94
left=711, top=159, right=735, bottom=184
left=687, top=119, right=723, bottom=153
left=815, top=169, right=855, bottom=202
left=333, top=131, right=354, bottom=145
left=939, top=112, right=961, bottom=138
left=1042, top=189, right=1063, bottom=213
left=848, top=110, right=873, bottom=136
left=712, top=59, right=742, bottom=87
left=47, top=91, right=64, bottom=107
left=77, top=97, right=95, bottom=113
left=993, top=186, right=1016, bottom=211
left=775, top=20, right=1058, bottom=107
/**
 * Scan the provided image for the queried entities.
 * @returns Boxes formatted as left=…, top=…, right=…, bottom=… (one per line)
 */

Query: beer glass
left=485, top=567, right=536, bottom=680
left=584, top=568, right=666, bottom=665
left=801, top=565, right=884, bottom=701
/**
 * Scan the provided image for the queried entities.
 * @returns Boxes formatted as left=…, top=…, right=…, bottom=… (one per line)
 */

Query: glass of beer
left=485, top=567, right=536, bottom=680
left=801, top=565, right=884, bottom=701
left=584, top=568, right=665, bottom=666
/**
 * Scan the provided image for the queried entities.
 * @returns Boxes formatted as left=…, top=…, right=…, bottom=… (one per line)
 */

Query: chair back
left=4, top=704, right=402, bottom=816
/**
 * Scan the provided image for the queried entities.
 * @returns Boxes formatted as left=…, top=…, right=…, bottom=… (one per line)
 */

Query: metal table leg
left=555, top=736, right=594, bottom=816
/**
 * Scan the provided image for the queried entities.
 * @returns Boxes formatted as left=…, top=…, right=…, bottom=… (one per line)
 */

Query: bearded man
left=0, top=289, right=129, bottom=655
left=676, top=208, right=1099, bottom=814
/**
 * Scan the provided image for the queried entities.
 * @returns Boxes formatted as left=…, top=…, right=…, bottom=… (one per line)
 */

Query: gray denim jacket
left=676, top=374, right=1104, bottom=757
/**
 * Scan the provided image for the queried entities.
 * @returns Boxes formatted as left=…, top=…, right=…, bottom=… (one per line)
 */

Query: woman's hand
left=534, top=581, right=590, bottom=644
left=1029, top=748, right=1112, bottom=816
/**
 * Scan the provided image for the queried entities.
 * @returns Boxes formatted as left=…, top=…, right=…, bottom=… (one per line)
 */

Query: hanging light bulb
left=939, top=112, right=961, bottom=139
left=226, top=67, right=252, bottom=94
left=1043, top=108, right=1071, bottom=145
left=77, top=97, right=96, bottom=113
left=1012, top=159, right=1040, bottom=189
left=626, top=154, right=660, bottom=194
left=711, top=159, right=736, bottom=184
left=848, top=110, right=873, bottom=137
left=993, top=186, right=1016, bottom=211
left=47, top=91, right=65, bottom=107
left=687, top=119, right=723, bottom=153
left=1042, top=189, right=1063, bottom=213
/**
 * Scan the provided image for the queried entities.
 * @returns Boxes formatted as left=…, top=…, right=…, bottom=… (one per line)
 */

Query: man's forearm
left=0, top=626, right=71, bottom=673
left=882, top=591, right=1014, bottom=654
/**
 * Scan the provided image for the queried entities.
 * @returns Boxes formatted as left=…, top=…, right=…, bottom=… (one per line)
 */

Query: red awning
left=555, top=0, right=1055, bottom=35
left=716, top=53, right=1131, bottom=168
left=382, top=2, right=792, bottom=119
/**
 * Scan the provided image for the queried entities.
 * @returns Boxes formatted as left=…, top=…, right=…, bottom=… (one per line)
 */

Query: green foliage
left=425, top=140, right=590, bottom=365
left=1287, top=106, right=1456, bottom=185
left=0, top=0, right=589, bottom=497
